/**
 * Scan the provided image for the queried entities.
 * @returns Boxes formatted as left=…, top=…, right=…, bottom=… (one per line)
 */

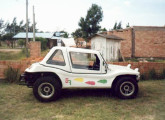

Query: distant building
left=13, top=32, right=75, bottom=48
left=91, top=33, right=123, bottom=61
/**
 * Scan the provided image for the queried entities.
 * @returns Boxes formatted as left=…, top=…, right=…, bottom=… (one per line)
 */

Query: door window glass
left=70, top=52, right=100, bottom=70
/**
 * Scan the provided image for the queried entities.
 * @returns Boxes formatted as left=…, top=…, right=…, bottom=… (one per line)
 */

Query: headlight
left=137, top=74, right=140, bottom=80
left=135, top=68, right=139, bottom=72
left=127, top=64, right=131, bottom=68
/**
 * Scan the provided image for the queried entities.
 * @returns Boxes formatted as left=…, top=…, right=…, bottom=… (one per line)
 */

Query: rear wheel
left=33, top=76, right=61, bottom=102
left=114, top=77, right=138, bottom=99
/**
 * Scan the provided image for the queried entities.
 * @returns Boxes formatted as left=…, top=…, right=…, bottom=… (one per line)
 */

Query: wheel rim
left=38, top=82, right=55, bottom=99
left=120, top=81, right=135, bottom=96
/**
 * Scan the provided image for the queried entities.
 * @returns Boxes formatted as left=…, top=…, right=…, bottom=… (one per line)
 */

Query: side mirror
left=103, top=61, right=105, bottom=66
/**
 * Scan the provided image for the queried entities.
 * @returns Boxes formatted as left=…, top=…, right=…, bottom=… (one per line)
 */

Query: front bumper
left=19, top=73, right=27, bottom=85
left=19, top=72, right=37, bottom=87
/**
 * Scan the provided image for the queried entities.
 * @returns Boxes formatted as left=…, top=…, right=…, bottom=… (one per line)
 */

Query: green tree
left=126, top=22, right=130, bottom=28
left=117, top=21, right=122, bottom=29
left=72, top=28, right=83, bottom=39
left=113, top=21, right=123, bottom=30
left=18, top=39, right=25, bottom=48
left=0, top=19, right=5, bottom=33
left=72, top=28, right=83, bottom=46
left=35, top=37, right=48, bottom=51
left=27, top=19, right=38, bottom=32
left=5, top=17, right=26, bottom=35
left=99, top=27, right=107, bottom=32
left=4, top=17, right=24, bottom=48
left=60, top=30, right=69, bottom=38
left=78, top=4, right=103, bottom=41
left=113, top=22, right=117, bottom=30
left=63, top=33, right=69, bottom=38
left=2, top=33, right=14, bottom=48
left=0, top=18, right=5, bottom=46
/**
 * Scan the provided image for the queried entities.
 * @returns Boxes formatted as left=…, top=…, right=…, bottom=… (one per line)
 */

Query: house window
left=47, top=49, right=65, bottom=66
left=70, top=52, right=100, bottom=70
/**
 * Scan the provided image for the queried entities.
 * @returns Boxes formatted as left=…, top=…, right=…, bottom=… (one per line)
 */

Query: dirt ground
left=0, top=49, right=21, bottom=53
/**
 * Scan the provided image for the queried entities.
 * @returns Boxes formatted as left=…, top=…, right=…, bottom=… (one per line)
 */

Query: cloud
left=124, top=1, right=131, bottom=6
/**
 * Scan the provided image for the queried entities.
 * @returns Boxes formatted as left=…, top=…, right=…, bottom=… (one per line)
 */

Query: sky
left=0, top=0, right=165, bottom=34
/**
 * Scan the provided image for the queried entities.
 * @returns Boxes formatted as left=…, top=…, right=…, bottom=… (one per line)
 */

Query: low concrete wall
left=0, top=60, right=165, bottom=79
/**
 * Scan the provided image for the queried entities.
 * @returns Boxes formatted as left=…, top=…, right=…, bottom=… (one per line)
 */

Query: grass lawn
left=0, top=80, right=164, bottom=120
left=0, top=49, right=26, bottom=60
left=0, top=48, right=49, bottom=60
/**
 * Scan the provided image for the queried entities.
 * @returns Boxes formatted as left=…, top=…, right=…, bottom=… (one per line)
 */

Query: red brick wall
left=30, top=41, right=41, bottom=58
left=134, top=27, right=165, bottom=57
left=107, top=28, right=132, bottom=58
left=108, top=62, right=165, bottom=75
left=1, top=60, right=165, bottom=79
left=107, top=26, right=165, bottom=58
left=0, top=60, right=33, bottom=79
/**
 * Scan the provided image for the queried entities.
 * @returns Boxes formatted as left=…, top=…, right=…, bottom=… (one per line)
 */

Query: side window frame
left=69, top=51, right=100, bottom=71
left=47, top=49, right=66, bottom=66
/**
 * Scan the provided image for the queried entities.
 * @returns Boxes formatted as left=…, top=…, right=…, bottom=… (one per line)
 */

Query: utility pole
left=33, top=5, right=35, bottom=41
left=25, top=0, right=29, bottom=57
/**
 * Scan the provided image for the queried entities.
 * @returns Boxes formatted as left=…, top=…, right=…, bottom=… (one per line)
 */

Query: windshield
left=99, top=52, right=109, bottom=70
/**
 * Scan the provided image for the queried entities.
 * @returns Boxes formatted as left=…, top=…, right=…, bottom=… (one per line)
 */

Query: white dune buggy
left=20, top=47, right=140, bottom=102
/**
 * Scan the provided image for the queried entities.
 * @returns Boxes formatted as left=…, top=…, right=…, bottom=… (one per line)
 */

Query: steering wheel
left=93, top=62, right=100, bottom=70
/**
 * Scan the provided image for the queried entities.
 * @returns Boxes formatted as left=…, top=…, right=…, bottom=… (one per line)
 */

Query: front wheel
left=33, top=76, right=61, bottom=102
left=114, top=77, right=138, bottom=99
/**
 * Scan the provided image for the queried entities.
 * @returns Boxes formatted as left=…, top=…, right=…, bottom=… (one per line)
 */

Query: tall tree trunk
left=11, top=41, right=14, bottom=48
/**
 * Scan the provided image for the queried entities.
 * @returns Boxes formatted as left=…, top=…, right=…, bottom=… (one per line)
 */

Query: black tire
left=114, top=77, right=138, bottom=99
left=33, top=76, right=61, bottom=102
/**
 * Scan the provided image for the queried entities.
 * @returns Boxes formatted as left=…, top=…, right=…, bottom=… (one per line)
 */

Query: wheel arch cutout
left=31, top=72, right=62, bottom=88
left=111, top=75, right=137, bottom=89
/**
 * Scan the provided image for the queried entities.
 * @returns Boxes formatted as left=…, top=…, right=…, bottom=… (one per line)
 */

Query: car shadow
left=60, top=88, right=114, bottom=99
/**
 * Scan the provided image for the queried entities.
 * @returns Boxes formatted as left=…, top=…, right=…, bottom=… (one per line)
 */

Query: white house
left=91, top=33, right=123, bottom=62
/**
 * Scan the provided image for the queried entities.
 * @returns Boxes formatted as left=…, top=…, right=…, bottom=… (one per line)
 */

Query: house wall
left=106, top=39, right=120, bottom=61
left=134, top=26, right=165, bottom=58
left=107, top=28, right=133, bottom=58
left=107, top=26, right=165, bottom=58
left=91, top=36, right=106, bottom=60
left=91, top=36, right=121, bottom=61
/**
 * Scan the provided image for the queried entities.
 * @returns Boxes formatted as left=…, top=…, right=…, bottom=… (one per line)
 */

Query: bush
left=160, top=69, right=165, bottom=79
left=4, top=66, right=20, bottom=83
left=36, top=37, right=48, bottom=51
left=21, top=48, right=30, bottom=57
left=18, top=39, right=25, bottom=47
left=141, top=69, right=165, bottom=81
left=140, top=73, right=148, bottom=80
left=148, top=68, right=157, bottom=80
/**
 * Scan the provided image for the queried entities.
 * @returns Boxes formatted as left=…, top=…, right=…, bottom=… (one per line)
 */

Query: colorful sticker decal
left=97, top=79, right=107, bottom=84
left=85, top=81, right=95, bottom=85
left=65, top=78, right=71, bottom=85
left=74, top=78, right=84, bottom=82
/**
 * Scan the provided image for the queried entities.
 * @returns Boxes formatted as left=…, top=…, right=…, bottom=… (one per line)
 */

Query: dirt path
left=0, top=49, right=21, bottom=53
